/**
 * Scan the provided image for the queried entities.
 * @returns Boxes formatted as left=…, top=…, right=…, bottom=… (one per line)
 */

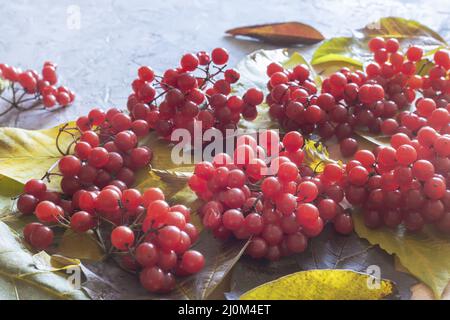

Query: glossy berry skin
left=135, top=242, right=159, bottom=268
left=211, top=48, right=229, bottom=65
left=157, top=226, right=181, bottom=251
left=334, top=214, right=353, bottom=235
left=17, top=194, right=38, bottom=215
left=111, top=226, right=135, bottom=251
left=24, top=179, right=46, bottom=196
left=58, top=155, right=81, bottom=177
left=70, top=211, right=95, bottom=232
left=88, top=147, right=110, bottom=168
left=180, top=53, right=199, bottom=71
left=28, top=224, right=54, bottom=250
left=140, top=267, right=164, bottom=292
left=35, top=200, right=59, bottom=223
left=180, top=250, right=205, bottom=274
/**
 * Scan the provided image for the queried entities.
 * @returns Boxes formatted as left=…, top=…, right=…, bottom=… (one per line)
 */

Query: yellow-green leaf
left=240, top=269, right=395, bottom=300
left=0, top=221, right=88, bottom=299
left=32, top=251, right=81, bottom=272
left=303, top=138, right=340, bottom=173
left=0, top=175, right=22, bottom=216
left=57, top=230, right=105, bottom=262
left=311, top=37, right=364, bottom=68
left=362, top=17, right=447, bottom=44
left=353, top=213, right=450, bottom=299
left=139, top=131, right=194, bottom=172
left=0, top=122, right=76, bottom=189
left=312, top=17, right=447, bottom=75
left=355, top=130, right=391, bottom=148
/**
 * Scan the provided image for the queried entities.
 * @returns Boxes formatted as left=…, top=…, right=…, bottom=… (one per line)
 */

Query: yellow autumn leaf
left=240, top=269, right=396, bottom=300
left=32, top=251, right=81, bottom=272
left=353, top=213, right=450, bottom=299
left=303, top=139, right=340, bottom=173
left=57, top=230, right=105, bottom=262
left=0, top=175, right=22, bottom=216
left=0, top=122, right=76, bottom=189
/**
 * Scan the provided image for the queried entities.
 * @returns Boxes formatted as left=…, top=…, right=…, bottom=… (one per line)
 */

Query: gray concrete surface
left=0, top=0, right=449, bottom=129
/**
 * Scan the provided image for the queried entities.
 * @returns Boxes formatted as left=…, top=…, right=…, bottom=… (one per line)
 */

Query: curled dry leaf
left=226, top=22, right=324, bottom=45
left=303, top=138, right=340, bottom=173
left=239, top=269, right=396, bottom=300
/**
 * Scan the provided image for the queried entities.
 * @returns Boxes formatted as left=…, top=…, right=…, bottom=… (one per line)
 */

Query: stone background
left=0, top=0, right=449, bottom=129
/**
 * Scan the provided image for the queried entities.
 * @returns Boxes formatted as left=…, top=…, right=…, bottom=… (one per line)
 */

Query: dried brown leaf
left=226, top=22, right=324, bottom=45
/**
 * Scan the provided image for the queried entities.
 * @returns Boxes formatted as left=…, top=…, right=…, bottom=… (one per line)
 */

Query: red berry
left=211, top=48, right=229, bottom=65
left=111, top=226, right=135, bottom=251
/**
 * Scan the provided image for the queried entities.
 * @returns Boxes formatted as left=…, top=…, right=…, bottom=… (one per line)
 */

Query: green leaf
left=0, top=123, right=76, bottom=189
left=0, top=176, right=22, bottom=216
left=361, top=17, right=447, bottom=44
left=311, top=17, right=447, bottom=74
left=0, top=221, right=88, bottom=299
left=353, top=213, right=450, bottom=299
left=239, top=269, right=396, bottom=300
left=227, top=225, right=416, bottom=300
left=57, top=230, right=105, bottom=262
left=311, top=37, right=364, bottom=68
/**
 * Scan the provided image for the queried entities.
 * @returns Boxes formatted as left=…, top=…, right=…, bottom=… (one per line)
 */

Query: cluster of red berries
left=14, top=47, right=265, bottom=294
left=188, top=130, right=353, bottom=261
left=18, top=104, right=203, bottom=293
left=19, top=180, right=203, bottom=293
left=126, top=48, right=264, bottom=142
left=342, top=126, right=450, bottom=232
left=394, top=66, right=450, bottom=138
left=361, top=38, right=449, bottom=137
left=265, top=38, right=449, bottom=159
left=12, top=42, right=450, bottom=289
left=0, top=61, right=75, bottom=109
left=264, top=60, right=368, bottom=158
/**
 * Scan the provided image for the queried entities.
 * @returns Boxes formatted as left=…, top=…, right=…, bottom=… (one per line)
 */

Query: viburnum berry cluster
left=339, top=126, right=450, bottom=232
left=11, top=41, right=450, bottom=292
left=14, top=47, right=267, bottom=294
left=188, top=130, right=352, bottom=261
left=0, top=61, right=75, bottom=115
left=265, top=38, right=449, bottom=158
left=19, top=182, right=203, bottom=293
left=361, top=38, right=449, bottom=137
left=264, top=59, right=368, bottom=158
left=125, top=48, right=264, bottom=141
left=16, top=110, right=200, bottom=293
